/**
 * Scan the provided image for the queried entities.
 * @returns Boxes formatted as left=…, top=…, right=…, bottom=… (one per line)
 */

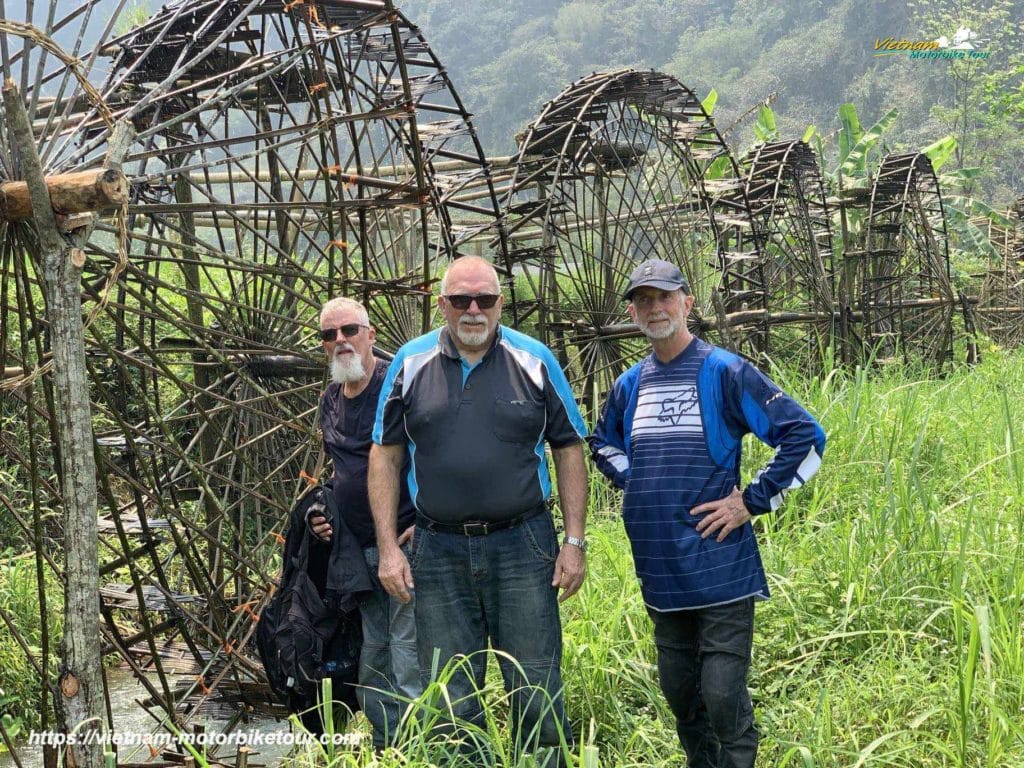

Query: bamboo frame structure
left=859, top=152, right=955, bottom=367
left=498, top=69, right=760, bottom=415
left=737, top=139, right=837, bottom=368
left=971, top=198, right=1024, bottom=347
left=0, top=0, right=506, bottom=755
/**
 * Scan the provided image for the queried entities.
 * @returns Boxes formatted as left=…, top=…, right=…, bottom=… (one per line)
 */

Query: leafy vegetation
left=408, top=0, right=1023, bottom=203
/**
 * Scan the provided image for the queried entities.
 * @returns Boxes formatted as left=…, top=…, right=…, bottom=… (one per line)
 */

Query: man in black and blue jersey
left=368, top=256, right=589, bottom=764
left=590, top=259, right=826, bottom=768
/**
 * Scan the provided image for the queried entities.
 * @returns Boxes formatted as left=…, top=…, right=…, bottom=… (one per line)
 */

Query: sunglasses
left=444, top=294, right=500, bottom=310
left=319, top=324, right=368, bottom=342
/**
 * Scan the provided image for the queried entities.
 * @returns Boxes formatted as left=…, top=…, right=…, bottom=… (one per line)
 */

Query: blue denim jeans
left=647, top=597, right=758, bottom=768
left=359, top=544, right=422, bottom=748
left=410, top=512, right=572, bottom=763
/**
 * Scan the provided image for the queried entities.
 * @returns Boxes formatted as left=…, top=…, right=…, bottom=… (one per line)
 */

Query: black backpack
left=257, top=484, right=367, bottom=711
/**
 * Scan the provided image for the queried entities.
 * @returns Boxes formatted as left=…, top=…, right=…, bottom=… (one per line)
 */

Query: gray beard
left=330, top=352, right=366, bottom=384
left=456, top=318, right=491, bottom=347
left=640, top=315, right=682, bottom=340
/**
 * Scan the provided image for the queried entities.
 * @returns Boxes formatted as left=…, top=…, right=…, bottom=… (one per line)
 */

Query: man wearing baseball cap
left=589, top=258, right=826, bottom=768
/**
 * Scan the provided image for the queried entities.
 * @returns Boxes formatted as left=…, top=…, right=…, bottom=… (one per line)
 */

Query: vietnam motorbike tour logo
left=874, top=27, right=991, bottom=60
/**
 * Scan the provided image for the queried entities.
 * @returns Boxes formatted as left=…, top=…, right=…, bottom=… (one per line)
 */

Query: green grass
left=270, top=349, right=1024, bottom=766
left=4, top=348, right=1023, bottom=765
left=0, top=550, right=61, bottom=741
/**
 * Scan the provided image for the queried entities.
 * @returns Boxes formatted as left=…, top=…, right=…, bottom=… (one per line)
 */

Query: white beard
left=639, top=314, right=683, bottom=340
left=456, top=317, right=491, bottom=347
left=330, top=350, right=366, bottom=384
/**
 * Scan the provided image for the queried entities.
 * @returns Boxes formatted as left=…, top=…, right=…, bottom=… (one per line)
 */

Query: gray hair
left=319, top=296, right=369, bottom=326
left=439, top=255, right=501, bottom=295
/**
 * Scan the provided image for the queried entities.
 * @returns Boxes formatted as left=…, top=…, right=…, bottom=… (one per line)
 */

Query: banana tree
left=923, top=134, right=1014, bottom=274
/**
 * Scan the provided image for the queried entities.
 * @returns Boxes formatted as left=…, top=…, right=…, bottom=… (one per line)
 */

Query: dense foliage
left=407, top=0, right=1024, bottom=203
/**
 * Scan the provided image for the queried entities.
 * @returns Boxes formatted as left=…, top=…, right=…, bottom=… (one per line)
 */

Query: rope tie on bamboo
left=232, top=600, right=260, bottom=622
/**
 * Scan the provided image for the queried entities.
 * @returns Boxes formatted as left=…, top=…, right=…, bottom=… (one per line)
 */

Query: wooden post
left=1, top=80, right=132, bottom=768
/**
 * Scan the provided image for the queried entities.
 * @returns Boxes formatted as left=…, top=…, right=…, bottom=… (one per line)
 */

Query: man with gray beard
left=590, top=259, right=826, bottom=768
left=369, top=257, right=589, bottom=766
left=310, top=297, right=420, bottom=749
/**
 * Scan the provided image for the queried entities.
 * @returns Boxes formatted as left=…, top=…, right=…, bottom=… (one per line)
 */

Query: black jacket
left=286, top=481, right=373, bottom=610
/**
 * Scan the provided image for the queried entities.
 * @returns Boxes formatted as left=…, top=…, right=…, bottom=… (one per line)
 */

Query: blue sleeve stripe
left=405, top=430, right=420, bottom=508
left=621, top=363, right=643, bottom=458
left=700, top=348, right=740, bottom=466
left=535, top=433, right=552, bottom=498
left=740, top=391, right=772, bottom=444
left=372, top=329, right=441, bottom=444
left=500, top=327, right=588, bottom=439
left=548, top=362, right=588, bottom=439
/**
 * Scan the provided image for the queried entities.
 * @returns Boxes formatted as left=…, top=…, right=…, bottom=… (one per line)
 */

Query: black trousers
left=647, top=597, right=758, bottom=768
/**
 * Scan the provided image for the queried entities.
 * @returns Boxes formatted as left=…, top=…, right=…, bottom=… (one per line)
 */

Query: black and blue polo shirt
left=372, top=325, right=588, bottom=524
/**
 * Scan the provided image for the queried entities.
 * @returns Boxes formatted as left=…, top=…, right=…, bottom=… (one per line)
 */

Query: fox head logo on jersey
left=658, top=389, right=699, bottom=425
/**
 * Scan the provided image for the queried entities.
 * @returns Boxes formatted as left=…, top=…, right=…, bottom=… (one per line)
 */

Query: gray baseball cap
left=623, top=259, right=691, bottom=299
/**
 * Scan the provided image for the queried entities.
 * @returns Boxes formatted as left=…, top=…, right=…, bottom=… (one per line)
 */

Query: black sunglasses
left=444, top=294, right=500, bottom=310
left=319, top=324, right=368, bottom=342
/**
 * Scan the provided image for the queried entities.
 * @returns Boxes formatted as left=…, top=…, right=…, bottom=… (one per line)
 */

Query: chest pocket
left=493, top=397, right=546, bottom=444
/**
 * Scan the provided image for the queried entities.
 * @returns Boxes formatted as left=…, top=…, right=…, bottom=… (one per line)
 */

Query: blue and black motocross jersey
left=590, top=337, right=826, bottom=611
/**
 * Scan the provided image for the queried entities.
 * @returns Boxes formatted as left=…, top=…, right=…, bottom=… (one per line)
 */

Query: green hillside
left=407, top=0, right=1024, bottom=203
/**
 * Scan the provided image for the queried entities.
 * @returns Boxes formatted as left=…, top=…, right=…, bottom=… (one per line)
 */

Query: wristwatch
left=563, top=535, right=588, bottom=553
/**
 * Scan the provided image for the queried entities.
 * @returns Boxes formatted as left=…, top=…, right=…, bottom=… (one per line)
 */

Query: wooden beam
left=0, top=168, right=128, bottom=223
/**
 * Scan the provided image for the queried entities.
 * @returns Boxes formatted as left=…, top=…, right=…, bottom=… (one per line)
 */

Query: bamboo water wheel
left=499, top=69, right=759, bottom=414
left=0, top=0, right=504, bottom=741
left=737, top=139, right=837, bottom=368
left=973, top=198, right=1024, bottom=347
left=858, top=152, right=955, bottom=367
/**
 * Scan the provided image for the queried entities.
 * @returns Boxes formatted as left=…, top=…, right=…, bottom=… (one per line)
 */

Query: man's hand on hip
left=552, top=543, right=586, bottom=602
left=691, top=486, right=752, bottom=542
left=378, top=544, right=414, bottom=604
